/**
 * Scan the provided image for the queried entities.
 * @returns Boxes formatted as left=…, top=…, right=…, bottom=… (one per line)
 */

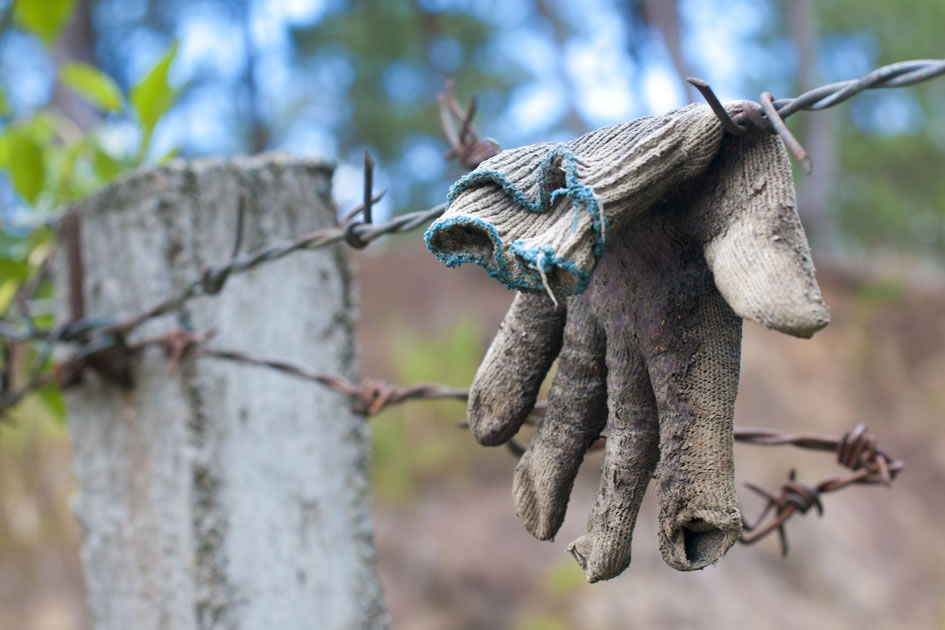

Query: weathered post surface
left=57, top=155, right=386, bottom=629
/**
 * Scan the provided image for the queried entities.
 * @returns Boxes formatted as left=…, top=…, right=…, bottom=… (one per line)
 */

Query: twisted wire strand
left=688, top=58, right=945, bottom=173
left=738, top=423, right=904, bottom=553
left=690, top=58, right=945, bottom=131
left=1, top=64, right=924, bottom=551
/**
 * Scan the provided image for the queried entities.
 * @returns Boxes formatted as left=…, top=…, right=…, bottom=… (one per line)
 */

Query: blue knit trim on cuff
left=426, top=143, right=607, bottom=295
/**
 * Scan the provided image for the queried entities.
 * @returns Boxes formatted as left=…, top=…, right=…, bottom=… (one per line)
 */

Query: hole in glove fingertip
left=660, top=511, right=741, bottom=571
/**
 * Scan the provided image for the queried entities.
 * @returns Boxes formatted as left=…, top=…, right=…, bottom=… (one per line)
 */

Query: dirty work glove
left=426, top=107, right=829, bottom=581
left=427, top=103, right=731, bottom=297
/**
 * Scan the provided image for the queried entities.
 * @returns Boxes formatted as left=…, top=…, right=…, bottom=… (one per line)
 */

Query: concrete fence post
left=57, top=155, right=386, bottom=629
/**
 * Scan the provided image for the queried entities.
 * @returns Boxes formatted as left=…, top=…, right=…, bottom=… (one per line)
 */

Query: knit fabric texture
left=447, top=118, right=830, bottom=581
left=425, top=103, right=733, bottom=297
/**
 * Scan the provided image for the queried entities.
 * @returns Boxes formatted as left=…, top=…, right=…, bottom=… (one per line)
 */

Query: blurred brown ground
left=2, top=242, right=944, bottom=629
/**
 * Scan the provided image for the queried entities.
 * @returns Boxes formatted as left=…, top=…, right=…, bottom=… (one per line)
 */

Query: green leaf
left=0, top=279, right=18, bottom=311
left=0, top=132, right=11, bottom=165
left=37, top=384, right=67, bottom=426
left=7, top=135, right=45, bottom=203
left=61, top=63, right=122, bottom=112
left=32, top=311, right=55, bottom=329
left=14, top=0, right=75, bottom=46
left=93, top=147, right=120, bottom=181
left=0, top=260, right=31, bottom=283
left=130, top=42, right=180, bottom=158
left=24, top=112, right=59, bottom=142
left=0, top=88, right=10, bottom=116
left=51, top=137, right=92, bottom=204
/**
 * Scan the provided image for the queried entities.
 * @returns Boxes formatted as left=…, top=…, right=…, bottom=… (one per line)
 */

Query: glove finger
left=568, top=345, right=659, bottom=583
left=699, top=131, right=829, bottom=338
left=647, top=275, right=743, bottom=571
left=468, top=291, right=566, bottom=446
left=513, top=293, right=607, bottom=540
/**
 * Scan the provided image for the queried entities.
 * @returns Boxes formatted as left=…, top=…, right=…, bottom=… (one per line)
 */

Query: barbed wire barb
left=689, top=57, right=945, bottom=173
left=737, top=423, right=903, bottom=552
left=439, top=79, right=501, bottom=170
left=362, top=151, right=375, bottom=225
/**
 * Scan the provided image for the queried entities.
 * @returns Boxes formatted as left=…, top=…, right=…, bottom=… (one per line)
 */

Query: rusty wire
left=59, top=328, right=472, bottom=419
left=42, top=322, right=905, bottom=556
left=65, top=321, right=905, bottom=557
left=102, top=202, right=447, bottom=339
left=736, top=423, right=904, bottom=553
left=0, top=65, right=927, bottom=552
left=439, top=79, right=502, bottom=170
left=197, top=345, right=468, bottom=415
left=0, top=203, right=447, bottom=346
left=456, top=397, right=903, bottom=552
left=688, top=58, right=945, bottom=174
left=0, top=126, right=449, bottom=414
left=0, top=195, right=447, bottom=414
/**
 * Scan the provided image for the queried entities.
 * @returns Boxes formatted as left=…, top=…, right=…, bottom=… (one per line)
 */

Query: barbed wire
left=689, top=58, right=945, bottom=173
left=0, top=202, right=448, bottom=347
left=199, top=346, right=903, bottom=552
left=98, top=201, right=448, bottom=339
left=735, top=424, right=904, bottom=552
left=0, top=190, right=447, bottom=408
left=2, top=60, right=936, bottom=552
left=91, top=327, right=912, bottom=553
left=197, top=345, right=468, bottom=416
left=439, top=79, right=502, bottom=170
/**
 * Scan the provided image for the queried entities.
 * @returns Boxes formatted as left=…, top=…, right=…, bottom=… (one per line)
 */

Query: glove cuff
left=425, top=104, right=732, bottom=297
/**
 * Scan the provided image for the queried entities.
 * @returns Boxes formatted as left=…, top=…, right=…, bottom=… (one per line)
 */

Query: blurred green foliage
left=290, top=1, right=520, bottom=207
left=0, top=0, right=181, bottom=428
left=816, top=0, right=945, bottom=255
left=515, top=612, right=568, bottom=630
left=292, top=1, right=506, bottom=158
left=854, top=277, right=907, bottom=308
left=60, top=62, right=122, bottom=113
left=12, top=0, right=74, bottom=46
left=371, top=319, right=483, bottom=503
left=130, top=42, right=181, bottom=161
left=542, top=559, right=586, bottom=596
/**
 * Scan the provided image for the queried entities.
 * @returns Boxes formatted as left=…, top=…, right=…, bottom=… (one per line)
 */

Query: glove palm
left=428, top=108, right=829, bottom=581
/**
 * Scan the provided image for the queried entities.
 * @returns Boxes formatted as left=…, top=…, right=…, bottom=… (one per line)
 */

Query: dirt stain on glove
left=429, top=105, right=829, bottom=581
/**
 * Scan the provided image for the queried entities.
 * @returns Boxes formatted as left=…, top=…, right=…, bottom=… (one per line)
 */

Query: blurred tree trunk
left=57, top=156, right=387, bottom=630
left=535, top=0, right=586, bottom=134
left=639, top=0, right=698, bottom=103
left=51, top=0, right=99, bottom=129
left=787, top=0, right=837, bottom=249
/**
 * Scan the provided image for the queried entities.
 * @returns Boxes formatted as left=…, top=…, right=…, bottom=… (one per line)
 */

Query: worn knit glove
left=427, top=103, right=731, bottom=297
left=426, top=106, right=829, bottom=581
